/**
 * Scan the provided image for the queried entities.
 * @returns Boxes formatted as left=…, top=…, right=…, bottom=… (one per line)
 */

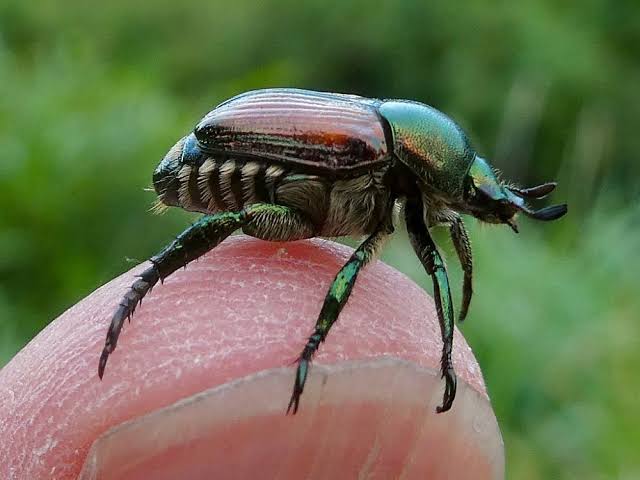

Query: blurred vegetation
left=1, top=1, right=638, bottom=478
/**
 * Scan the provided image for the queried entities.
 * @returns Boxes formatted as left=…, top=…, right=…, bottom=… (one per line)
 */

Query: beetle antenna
left=507, top=182, right=557, bottom=199
left=520, top=203, right=568, bottom=221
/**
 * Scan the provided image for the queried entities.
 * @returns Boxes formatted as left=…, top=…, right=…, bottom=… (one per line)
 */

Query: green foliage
left=1, top=1, right=638, bottom=477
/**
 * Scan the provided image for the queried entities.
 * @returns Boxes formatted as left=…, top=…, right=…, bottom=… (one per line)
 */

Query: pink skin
left=0, top=237, right=502, bottom=479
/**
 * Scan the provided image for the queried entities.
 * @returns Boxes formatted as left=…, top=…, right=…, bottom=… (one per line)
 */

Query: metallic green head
left=463, top=156, right=567, bottom=231
left=379, top=100, right=567, bottom=230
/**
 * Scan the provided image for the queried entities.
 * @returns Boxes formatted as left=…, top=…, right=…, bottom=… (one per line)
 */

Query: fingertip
left=0, top=236, right=499, bottom=479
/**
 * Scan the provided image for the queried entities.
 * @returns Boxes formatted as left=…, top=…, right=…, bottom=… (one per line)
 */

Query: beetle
left=98, top=88, right=567, bottom=414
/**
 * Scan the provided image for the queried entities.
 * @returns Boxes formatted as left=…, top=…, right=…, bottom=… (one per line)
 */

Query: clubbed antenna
left=507, top=182, right=557, bottom=199
left=520, top=203, right=568, bottom=221
left=504, top=182, right=567, bottom=222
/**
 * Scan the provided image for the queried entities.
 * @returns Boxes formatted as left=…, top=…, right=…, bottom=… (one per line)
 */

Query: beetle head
left=462, top=156, right=567, bottom=231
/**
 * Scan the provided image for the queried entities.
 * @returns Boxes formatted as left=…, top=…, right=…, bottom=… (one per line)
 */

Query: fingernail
left=79, top=358, right=504, bottom=479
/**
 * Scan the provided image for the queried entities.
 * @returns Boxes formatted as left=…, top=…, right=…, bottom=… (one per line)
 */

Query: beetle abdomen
left=154, top=135, right=287, bottom=214
left=154, top=133, right=390, bottom=236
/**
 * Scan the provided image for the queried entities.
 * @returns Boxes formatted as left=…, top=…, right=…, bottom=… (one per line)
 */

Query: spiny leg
left=99, top=211, right=247, bottom=378
left=99, top=203, right=314, bottom=378
left=428, top=209, right=473, bottom=324
left=287, top=217, right=393, bottom=414
left=406, top=198, right=457, bottom=413
left=449, top=214, right=473, bottom=323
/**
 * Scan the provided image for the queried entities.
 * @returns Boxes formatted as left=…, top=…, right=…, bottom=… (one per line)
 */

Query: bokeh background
left=1, top=1, right=639, bottom=478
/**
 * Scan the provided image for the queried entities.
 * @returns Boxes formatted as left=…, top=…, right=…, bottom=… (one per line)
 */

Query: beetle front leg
left=287, top=219, right=393, bottom=414
left=406, top=198, right=457, bottom=413
left=429, top=210, right=473, bottom=324
left=449, top=214, right=473, bottom=323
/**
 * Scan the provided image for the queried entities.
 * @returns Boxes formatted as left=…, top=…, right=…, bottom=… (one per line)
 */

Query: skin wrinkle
left=0, top=236, right=488, bottom=479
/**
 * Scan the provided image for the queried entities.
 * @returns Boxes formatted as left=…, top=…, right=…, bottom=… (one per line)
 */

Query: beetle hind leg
left=99, top=210, right=250, bottom=378
left=99, top=265, right=159, bottom=378
left=99, top=204, right=316, bottom=379
left=287, top=215, right=393, bottom=414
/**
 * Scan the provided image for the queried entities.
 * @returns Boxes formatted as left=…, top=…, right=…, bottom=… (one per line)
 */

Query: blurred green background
left=1, top=1, right=638, bottom=478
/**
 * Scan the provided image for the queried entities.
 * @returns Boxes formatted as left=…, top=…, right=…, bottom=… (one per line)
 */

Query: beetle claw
left=436, top=365, right=457, bottom=413
left=286, top=390, right=301, bottom=415
left=286, top=369, right=304, bottom=415
left=98, top=348, right=109, bottom=380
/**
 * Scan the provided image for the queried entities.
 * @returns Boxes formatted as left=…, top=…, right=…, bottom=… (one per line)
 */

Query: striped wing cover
left=194, top=89, right=390, bottom=173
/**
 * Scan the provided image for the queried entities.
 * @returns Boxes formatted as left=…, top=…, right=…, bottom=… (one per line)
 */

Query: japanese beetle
left=99, top=88, right=567, bottom=414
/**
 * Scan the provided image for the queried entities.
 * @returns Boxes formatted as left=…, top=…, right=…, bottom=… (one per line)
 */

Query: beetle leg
left=241, top=204, right=316, bottom=241
left=99, top=204, right=314, bottom=379
left=449, top=215, right=473, bottom=323
left=287, top=215, right=394, bottom=414
left=429, top=211, right=474, bottom=324
left=406, top=198, right=457, bottom=413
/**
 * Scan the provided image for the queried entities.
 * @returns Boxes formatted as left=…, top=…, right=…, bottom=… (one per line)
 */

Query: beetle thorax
left=379, top=100, right=475, bottom=200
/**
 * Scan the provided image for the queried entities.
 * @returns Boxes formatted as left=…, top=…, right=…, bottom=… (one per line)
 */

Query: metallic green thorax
left=379, top=101, right=475, bottom=197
